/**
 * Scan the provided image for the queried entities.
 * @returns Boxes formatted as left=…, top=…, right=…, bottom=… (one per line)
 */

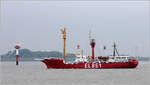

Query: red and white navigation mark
left=14, top=43, right=21, bottom=65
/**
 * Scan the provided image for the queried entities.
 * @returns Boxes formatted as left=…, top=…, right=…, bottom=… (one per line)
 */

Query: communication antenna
left=89, top=29, right=91, bottom=41
left=88, top=30, right=91, bottom=57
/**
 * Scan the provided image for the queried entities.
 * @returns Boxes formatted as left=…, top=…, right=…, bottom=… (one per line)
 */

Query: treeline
left=1, top=49, right=149, bottom=61
left=1, top=49, right=75, bottom=61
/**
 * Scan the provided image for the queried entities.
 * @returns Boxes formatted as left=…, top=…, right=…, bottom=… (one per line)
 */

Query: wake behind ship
left=41, top=28, right=138, bottom=69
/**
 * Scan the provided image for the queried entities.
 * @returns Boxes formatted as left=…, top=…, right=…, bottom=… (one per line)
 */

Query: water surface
left=1, top=61, right=150, bottom=85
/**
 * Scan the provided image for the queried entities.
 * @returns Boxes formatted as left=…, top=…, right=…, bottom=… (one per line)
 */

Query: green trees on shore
left=1, top=49, right=75, bottom=61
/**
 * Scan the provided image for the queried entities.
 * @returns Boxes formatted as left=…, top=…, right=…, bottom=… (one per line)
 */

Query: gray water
left=0, top=61, right=150, bottom=85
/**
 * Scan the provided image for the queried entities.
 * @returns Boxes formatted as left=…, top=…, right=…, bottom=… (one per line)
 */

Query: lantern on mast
left=90, top=39, right=96, bottom=61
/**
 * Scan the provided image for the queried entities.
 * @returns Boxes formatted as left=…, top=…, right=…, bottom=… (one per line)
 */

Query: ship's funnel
left=90, top=39, right=96, bottom=61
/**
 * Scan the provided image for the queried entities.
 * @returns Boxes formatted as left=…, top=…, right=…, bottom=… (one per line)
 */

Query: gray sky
left=0, top=1, right=149, bottom=57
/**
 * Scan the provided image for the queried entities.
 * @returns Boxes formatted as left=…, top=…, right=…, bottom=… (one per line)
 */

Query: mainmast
left=89, top=30, right=96, bottom=61
left=61, top=27, right=66, bottom=60
left=90, top=39, right=96, bottom=61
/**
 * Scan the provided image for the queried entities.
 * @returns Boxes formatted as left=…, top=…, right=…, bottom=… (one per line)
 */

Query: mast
left=61, top=27, right=66, bottom=60
left=90, top=39, right=96, bottom=61
left=113, top=41, right=116, bottom=56
left=88, top=30, right=91, bottom=57
left=113, top=41, right=119, bottom=56
left=89, top=30, right=96, bottom=61
left=81, top=49, right=83, bottom=58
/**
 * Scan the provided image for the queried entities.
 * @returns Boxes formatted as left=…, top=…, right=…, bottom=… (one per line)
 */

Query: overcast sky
left=0, top=1, right=149, bottom=57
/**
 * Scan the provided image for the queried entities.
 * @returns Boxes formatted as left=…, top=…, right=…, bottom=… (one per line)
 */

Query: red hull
left=41, top=59, right=138, bottom=69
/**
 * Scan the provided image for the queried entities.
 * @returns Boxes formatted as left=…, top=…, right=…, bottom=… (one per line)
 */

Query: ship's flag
left=104, top=46, right=106, bottom=50
left=77, top=45, right=80, bottom=49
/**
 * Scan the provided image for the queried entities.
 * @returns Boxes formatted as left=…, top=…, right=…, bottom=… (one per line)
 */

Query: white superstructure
left=75, top=54, right=88, bottom=62
left=108, top=56, right=129, bottom=62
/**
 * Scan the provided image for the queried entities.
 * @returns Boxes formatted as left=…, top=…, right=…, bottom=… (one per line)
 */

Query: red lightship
left=41, top=28, right=138, bottom=69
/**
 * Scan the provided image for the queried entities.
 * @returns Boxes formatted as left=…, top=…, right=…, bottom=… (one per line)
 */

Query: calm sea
left=0, top=61, right=150, bottom=85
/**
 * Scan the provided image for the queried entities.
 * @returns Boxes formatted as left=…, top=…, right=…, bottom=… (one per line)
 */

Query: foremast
left=61, top=27, right=67, bottom=60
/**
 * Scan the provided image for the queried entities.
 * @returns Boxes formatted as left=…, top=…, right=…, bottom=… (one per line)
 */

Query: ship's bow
left=129, top=59, right=138, bottom=68
left=41, top=58, right=64, bottom=69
